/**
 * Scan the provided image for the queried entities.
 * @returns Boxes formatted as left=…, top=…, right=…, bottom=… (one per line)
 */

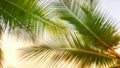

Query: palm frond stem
left=26, top=47, right=119, bottom=60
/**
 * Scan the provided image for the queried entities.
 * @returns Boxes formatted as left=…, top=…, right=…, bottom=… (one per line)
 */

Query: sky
left=101, top=0, right=120, bottom=22
left=2, top=0, right=120, bottom=68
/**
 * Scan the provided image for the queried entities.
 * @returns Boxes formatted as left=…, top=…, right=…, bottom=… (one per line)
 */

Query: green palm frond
left=0, top=0, right=68, bottom=35
left=20, top=32, right=118, bottom=68
left=53, top=0, right=120, bottom=57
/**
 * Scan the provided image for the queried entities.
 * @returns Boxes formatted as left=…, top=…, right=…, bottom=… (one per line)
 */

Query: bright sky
left=101, top=0, right=120, bottom=22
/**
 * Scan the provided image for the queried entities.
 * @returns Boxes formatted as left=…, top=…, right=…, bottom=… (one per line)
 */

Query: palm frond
left=53, top=0, right=120, bottom=57
left=20, top=45, right=117, bottom=68
left=19, top=31, right=118, bottom=68
left=0, top=0, right=68, bottom=35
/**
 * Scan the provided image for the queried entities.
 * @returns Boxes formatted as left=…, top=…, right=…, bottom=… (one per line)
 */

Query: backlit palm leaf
left=20, top=32, right=118, bottom=68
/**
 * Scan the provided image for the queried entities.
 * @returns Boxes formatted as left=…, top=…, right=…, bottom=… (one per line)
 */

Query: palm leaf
left=53, top=0, right=120, bottom=57
left=20, top=32, right=118, bottom=68
left=0, top=0, right=68, bottom=35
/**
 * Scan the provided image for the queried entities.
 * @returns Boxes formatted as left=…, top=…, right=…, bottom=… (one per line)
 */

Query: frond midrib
left=30, top=47, right=117, bottom=60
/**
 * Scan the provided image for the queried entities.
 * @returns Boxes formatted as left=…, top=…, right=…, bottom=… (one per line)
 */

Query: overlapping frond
left=16, top=0, right=120, bottom=67
left=0, top=0, right=120, bottom=68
